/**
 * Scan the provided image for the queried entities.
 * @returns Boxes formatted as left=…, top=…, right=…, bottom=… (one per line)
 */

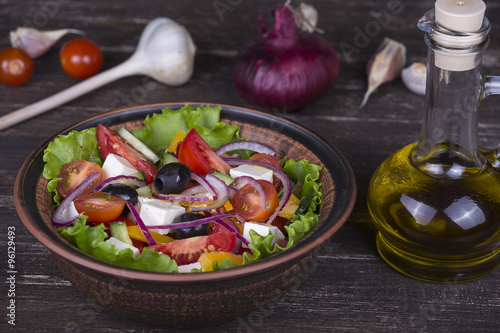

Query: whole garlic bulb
left=402, top=62, right=427, bottom=95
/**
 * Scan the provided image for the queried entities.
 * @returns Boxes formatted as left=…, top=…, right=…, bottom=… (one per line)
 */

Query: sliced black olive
left=100, top=183, right=138, bottom=206
left=153, top=162, right=191, bottom=194
left=174, top=212, right=209, bottom=239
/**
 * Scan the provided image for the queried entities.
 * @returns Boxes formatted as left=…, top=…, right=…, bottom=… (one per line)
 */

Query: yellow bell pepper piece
left=278, top=194, right=300, bottom=219
left=127, top=226, right=174, bottom=244
left=166, top=131, right=185, bottom=153
left=198, top=251, right=244, bottom=272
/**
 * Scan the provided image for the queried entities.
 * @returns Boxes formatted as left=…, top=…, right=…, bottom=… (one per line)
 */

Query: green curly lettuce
left=59, top=217, right=178, bottom=272
left=132, top=104, right=241, bottom=157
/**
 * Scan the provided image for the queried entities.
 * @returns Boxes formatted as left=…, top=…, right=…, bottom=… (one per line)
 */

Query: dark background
left=1, top=0, right=499, bottom=332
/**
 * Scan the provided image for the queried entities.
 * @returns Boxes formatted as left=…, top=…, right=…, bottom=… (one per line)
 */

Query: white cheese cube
left=137, top=198, right=185, bottom=234
left=177, top=262, right=202, bottom=273
left=229, top=164, right=273, bottom=183
left=102, top=153, right=139, bottom=179
left=243, top=222, right=285, bottom=246
left=106, top=237, right=140, bottom=258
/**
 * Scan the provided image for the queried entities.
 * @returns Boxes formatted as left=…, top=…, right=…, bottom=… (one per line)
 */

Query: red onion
left=148, top=213, right=249, bottom=246
left=52, top=170, right=101, bottom=227
left=231, top=176, right=266, bottom=211
left=232, top=3, right=340, bottom=112
left=215, top=140, right=275, bottom=156
left=93, top=174, right=146, bottom=193
left=126, top=201, right=156, bottom=246
left=223, top=158, right=291, bottom=225
left=190, top=174, right=230, bottom=212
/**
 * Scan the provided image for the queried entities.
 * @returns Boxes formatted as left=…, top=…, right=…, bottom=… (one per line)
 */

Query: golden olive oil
left=368, top=143, right=500, bottom=282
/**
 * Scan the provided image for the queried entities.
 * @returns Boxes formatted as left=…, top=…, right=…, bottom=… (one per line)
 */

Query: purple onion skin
left=232, top=4, right=340, bottom=112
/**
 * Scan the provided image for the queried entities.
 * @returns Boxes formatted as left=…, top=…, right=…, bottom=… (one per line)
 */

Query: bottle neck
left=412, top=39, right=486, bottom=179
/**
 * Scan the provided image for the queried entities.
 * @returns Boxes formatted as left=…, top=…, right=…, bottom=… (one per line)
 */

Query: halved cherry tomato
left=60, top=38, right=103, bottom=79
left=231, top=179, right=278, bottom=222
left=177, top=128, right=230, bottom=175
left=96, top=124, right=157, bottom=183
left=249, top=153, right=282, bottom=190
left=74, top=192, right=125, bottom=223
left=148, top=232, right=237, bottom=265
left=57, top=160, right=104, bottom=198
left=0, top=47, right=34, bottom=86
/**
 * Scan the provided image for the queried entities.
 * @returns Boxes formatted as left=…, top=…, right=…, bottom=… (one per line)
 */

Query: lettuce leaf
left=239, top=158, right=322, bottom=266
left=59, top=218, right=177, bottom=273
left=43, top=128, right=102, bottom=205
left=132, top=104, right=241, bottom=157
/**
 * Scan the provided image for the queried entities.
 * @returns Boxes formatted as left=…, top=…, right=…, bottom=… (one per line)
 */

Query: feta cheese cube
left=137, top=197, right=185, bottom=234
left=229, top=164, right=273, bottom=183
left=101, top=153, right=139, bottom=179
left=106, top=237, right=140, bottom=258
left=243, top=222, right=285, bottom=246
left=177, top=262, right=202, bottom=273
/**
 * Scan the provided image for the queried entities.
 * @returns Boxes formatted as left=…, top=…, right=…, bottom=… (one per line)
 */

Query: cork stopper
left=435, top=0, right=486, bottom=32
left=433, top=0, right=486, bottom=71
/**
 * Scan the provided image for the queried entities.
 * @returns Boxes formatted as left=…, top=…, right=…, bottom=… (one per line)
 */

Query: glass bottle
left=367, top=0, right=500, bottom=282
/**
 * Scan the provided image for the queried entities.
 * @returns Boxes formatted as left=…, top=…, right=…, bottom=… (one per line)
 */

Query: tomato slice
left=148, top=232, right=237, bottom=265
left=231, top=179, right=278, bottom=222
left=96, top=124, right=157, bottom=183
left=249, top=153, right=283, bottom=190
left=177, top=128, right=230, bottom=175
left=57, top=160, right=104, bottom=198
left=74, top=192, right=125, bottom=223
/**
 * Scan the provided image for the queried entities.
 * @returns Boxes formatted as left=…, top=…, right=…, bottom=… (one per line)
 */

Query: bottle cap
left=433, top=0, right=486, bottom=71
left=435, top=0, right=486, bottom=32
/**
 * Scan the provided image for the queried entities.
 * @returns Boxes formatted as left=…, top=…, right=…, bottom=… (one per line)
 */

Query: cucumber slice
left=109, top=222, right=133, bottom=246
left=162, top=152, right=179, bottom=165
left=136, top=185, right=152, bottom=197
left=212, top=172, right=234, bottom=185
left=116, top=126, right=160, bottom=164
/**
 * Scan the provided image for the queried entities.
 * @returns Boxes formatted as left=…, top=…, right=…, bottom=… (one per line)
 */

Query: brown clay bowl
left=14, top=102, right=356, bottom=328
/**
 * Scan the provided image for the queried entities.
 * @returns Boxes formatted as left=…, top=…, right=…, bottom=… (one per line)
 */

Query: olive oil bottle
left=367, top=0, right=500, bottom=282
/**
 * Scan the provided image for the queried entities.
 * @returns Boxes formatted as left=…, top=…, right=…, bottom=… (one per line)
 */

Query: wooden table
left=2, top=0, right=499, bottom=332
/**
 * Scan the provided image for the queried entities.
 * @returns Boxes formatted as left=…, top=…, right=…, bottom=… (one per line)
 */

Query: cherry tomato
left=249, top=153, right=283, bottom=190
left=74, top=192, right=125, bottom=223
left=0, top=47, right=34, bottom=86
left=148, top=232, right=237, bottom=265
left=57, top=160, right=104, bottom=198
left=231, top=179, right=278, bottom=222
left=96, top=124, right=157, bottom=183
left=60, top=38, right=103, bottom=79
left=177, top=128, right=230, bottom=175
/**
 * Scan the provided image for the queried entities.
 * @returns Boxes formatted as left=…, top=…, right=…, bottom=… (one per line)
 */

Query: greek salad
left=43, top=104, right=322, bottom=273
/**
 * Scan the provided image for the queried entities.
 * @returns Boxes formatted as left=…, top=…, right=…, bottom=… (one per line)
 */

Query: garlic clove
left=10, top=27, right=85, bottom=58
left=292, top=2, right=324, bottom=33
left=402, top=62, right=427, bottom=95
left=360, top=37, right=406, bottom=109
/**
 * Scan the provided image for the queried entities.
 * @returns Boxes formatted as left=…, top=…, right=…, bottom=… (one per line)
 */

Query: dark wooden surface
left=2, top=0, right=500, bottom=332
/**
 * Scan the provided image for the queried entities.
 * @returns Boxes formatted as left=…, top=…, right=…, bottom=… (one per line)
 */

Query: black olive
left=153, top=162, right=191, bottom=194
left=101, top=183, right=138, bottom=205
left=174, top=212, right=209, bottom=239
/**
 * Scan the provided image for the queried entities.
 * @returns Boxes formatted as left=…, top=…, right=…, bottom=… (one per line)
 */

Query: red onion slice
left=93, top=175, right=146, bottom=193
left=152, top=191, right=211, bottom=202
left=52, top=170, right=101, bottom=227
left=126, top=201, right=156, bottom=246
left=190, top=174, right=230, bottom=212
left=231, top=176, right=266, bottom=211
left=215, top=140, right=276, bottom=156
left=190, top=171, right=217, bottom=199
left=148, top=213, right=249, bottom=246
left=223, top=158, right=291, bottom=225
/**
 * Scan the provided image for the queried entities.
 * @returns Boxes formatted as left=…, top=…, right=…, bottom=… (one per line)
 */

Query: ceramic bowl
left=14, top=102, right=356, bottom=328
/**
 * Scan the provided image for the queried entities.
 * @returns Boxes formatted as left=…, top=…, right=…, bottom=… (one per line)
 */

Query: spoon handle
left=0, top=57, right=142, bottom=131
